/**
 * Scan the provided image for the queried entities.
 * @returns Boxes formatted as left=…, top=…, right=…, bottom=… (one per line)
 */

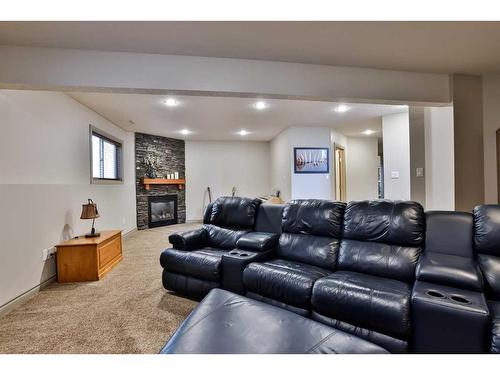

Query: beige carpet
left=0, top=223, right=199, bottom=354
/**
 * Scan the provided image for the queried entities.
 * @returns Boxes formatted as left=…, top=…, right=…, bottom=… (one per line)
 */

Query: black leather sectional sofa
left=159, top=196, right=500, bottom=354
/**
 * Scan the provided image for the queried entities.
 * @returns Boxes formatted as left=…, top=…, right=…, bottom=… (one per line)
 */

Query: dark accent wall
left=452, top=74, right=484, bottom=211
left=409, top=107, right=426, bottom=207
left=135, top=132, right=186, bottom=230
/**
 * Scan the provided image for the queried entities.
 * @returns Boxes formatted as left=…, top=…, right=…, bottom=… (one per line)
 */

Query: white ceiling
left=68, top=92, right=406, bottom=141
left=1, top=22, right=500, bottom=74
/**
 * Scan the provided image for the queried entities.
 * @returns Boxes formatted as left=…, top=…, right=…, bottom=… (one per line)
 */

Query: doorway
left=335, top=144, right=347, bottom=202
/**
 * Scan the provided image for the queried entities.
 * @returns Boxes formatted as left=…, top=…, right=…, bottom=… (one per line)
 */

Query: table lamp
left=80, top=199, right=100, bottom=238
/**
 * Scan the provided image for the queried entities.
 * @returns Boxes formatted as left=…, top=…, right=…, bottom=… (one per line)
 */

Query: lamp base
left=85, top=232, right=101, bottom=238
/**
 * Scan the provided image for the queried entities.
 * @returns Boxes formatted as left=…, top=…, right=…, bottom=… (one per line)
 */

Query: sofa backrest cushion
left=339, top=200, right=424, bottom=282
left=278, top=233, right=340, bottom=271
left=282, top=200, right=346, bottom=237
left=343, top=200, right=424, bottom=247
left=338, top=240, right=421, bottom=283
left=425, top=211, right=474, bottom=257
left=210, top=196, right=262, bottom=229
left=476, top=254, right=500, bottom=300
left=203, top=202, right=214, bottom=224
left=203, top=224, right=250, bottom=250
left=474, top=205, right=500, bottom=256
left=474, top=205, right=500, bottom=299
left=254, top=203, right=285, bottom=234
left=277, top=200, right=345, bottom=270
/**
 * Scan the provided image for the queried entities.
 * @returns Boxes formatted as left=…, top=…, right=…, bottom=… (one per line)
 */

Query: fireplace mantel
left=141, top=178, right=185, bottom=190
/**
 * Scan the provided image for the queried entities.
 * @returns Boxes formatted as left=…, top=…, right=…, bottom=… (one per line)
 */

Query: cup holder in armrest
left=228, top=251, right=250, bottom=257
left=426, top=290, right=446, bottom=299
left=450, top=295, right=471, bottom=304
left=425, top=289, right=471, bottom=304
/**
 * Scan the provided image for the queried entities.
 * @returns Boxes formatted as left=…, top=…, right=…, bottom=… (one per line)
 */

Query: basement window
left=90, top=126, right=123, bottom=184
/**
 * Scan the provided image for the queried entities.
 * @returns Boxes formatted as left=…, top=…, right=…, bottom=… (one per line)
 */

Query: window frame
left=89, top=125, right=124, bottom=184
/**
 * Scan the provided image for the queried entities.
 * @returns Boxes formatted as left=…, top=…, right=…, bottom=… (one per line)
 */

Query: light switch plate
left=391, top=171, right=400, bottom=179
left=416, top=167, right=424, bottom=177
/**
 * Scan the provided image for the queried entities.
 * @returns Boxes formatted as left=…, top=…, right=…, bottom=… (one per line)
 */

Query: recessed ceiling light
left=238, top=130, right=250, bottom=136
left=334, top=104, right=351, bottom=113
left=362, top=129, right=376, bottom=135
left=165, top=98, right=179, bottom=107
left=254, top=101, right=267, bottom=110
left=179, top=129, right=191, bottom=135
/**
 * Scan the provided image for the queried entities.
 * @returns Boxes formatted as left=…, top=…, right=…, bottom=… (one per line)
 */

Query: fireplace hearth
left=148, top=195, right=178, bottom=228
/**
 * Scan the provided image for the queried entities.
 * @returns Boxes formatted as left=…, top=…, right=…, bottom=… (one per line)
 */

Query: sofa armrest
left=416, top=252, right=483, bottom=292
left=221, top=249, right=275, bottom=294
left=236, top=232, right=280, bottom=252
left=168, top=228, right=207, bottom=251
left=411, top=281, right=490, bottom=353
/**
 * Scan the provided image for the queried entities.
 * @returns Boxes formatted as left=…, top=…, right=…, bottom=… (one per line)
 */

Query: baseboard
left=0, top=275, right=56, bottom=317
left=122, top=227, right=137, bottom=239
left=186, top=219, right=202, bottom=224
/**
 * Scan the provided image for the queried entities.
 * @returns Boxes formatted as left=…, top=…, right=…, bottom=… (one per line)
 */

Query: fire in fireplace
left=148, top=195, right=178, bottom=227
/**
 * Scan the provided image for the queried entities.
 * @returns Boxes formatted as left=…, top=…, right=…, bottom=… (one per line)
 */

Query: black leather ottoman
left=160, top=288, right=388, bottom=354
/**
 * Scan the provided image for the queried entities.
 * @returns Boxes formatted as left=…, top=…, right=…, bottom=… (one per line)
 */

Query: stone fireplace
left=135, top=133, right=186, bottom=229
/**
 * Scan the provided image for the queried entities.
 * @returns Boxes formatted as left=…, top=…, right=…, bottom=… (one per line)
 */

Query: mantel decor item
left=80, top=199, right=100, bottom=238
left=294, top=147, right=330, bottom=174
left=144, top=153, right=161, bottom=178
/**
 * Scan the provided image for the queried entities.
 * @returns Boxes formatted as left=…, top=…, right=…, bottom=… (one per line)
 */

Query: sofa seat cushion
left=312, top=271, right=412, bottom=339
left=490, top=300, right=500, bottom=353
left=243, top=259, right=331, bottom=309
left=160, top=247, right=228, bottom=281
left=161, top=288, right=388, bottom=354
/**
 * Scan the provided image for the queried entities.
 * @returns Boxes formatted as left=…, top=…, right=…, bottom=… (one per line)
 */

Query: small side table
left=56, top=230, right=123, bottom=282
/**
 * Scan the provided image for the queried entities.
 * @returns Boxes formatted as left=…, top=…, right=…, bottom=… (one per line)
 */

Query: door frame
left=334, top=144, right=347, bottom=202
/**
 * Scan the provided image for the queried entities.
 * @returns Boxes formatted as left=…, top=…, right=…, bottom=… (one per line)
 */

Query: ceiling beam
left=0, top=46, right=451, bottom=105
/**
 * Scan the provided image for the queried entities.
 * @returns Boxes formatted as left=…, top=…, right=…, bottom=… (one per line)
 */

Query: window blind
left=91, top=131, right=122, bottom=181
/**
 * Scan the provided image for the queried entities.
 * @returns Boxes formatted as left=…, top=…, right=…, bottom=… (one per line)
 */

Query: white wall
left=0, top=90, right=136, bottom=308
left=270, top=127, right=333, bottom=202
left=289, top=127, right=332, bottom=200
left=345, top=137, right=380, bottom=201
left=424, top=107, right=455, bottom=210
left=270, top=128, right=292, bottom=201
left=483, top=74, right=500, bottom=204
left=185, top=141, right=271, bottom=221
left=382, top=112, right=411, bottom=200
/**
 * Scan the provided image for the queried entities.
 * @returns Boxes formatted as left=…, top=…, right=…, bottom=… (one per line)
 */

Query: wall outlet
left=416, top=167, right=424, bottom=177
left=122, top=217, right=126, bottom=225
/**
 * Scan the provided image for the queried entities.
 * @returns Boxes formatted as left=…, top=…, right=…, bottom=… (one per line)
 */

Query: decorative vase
left=146, top=166, right=157, bottom=179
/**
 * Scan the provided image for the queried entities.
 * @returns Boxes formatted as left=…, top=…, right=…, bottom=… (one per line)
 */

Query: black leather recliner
left=473, top=205, right=500, bottom=353
left=160, top=196, right=262, bottom=297
left=411, top=211, right=489, bottom=353
left=242, top=199, right=346, bottom=316
left=311, top=200, right=425, bottom=353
